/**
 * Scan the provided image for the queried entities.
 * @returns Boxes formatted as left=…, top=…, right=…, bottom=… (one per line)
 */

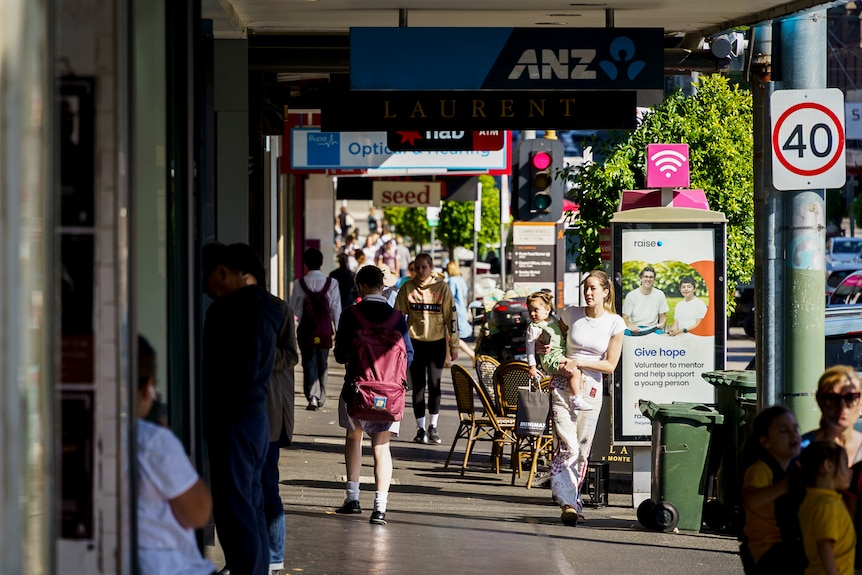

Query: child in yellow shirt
left=740, top=405, right=804, bottom=574
left=798, top=440, right=855, bottom=575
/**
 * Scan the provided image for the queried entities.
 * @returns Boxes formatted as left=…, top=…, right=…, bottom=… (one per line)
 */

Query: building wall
left=56, top=0, right=131, bottom=572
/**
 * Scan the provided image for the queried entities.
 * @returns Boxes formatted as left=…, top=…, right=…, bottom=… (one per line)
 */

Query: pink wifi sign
left=646, top=143, right=690, bottom=188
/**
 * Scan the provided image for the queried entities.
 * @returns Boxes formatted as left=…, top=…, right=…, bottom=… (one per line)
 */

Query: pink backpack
left=345, top=306, right=408, bottom=422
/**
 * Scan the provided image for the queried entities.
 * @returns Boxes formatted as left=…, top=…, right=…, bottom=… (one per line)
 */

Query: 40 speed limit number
left=771, top=89, right=846, bottom=191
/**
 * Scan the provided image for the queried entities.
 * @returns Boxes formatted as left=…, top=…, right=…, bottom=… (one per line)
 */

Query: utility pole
left=778, top=11, right=827, bottom=431
left=751, top=23, right=783, bottom=410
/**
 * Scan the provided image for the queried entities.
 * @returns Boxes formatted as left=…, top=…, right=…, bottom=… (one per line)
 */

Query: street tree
left=383, top=174, right=501, bottom=259
left=566, top=74, right=754, bottom=309
left=437, top=175, right=501, bottom=261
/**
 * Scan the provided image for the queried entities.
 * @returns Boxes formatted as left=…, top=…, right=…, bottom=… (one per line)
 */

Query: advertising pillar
left=610, top=207, right=727, bottom=505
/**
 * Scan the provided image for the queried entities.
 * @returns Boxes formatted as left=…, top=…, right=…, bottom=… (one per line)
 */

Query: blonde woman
left=801, top=365, right=862, bottom=466
left=536, top=270, right=625, bottom=525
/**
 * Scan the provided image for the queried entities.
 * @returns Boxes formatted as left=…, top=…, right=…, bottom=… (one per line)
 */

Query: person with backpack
left=333, top=265, right=413, bottom=525
left=290, top=248, right=342, bottom=411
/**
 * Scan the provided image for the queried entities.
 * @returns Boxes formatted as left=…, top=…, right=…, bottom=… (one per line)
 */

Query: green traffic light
left=532, top=192, right=552, bottom=211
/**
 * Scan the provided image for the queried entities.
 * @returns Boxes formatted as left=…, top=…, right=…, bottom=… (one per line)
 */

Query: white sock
left=429, top=413, right=439, bottom=427
left=346, top=481, right=360, bottom=502
left=416, top=416, right=426, bottom=431
left=374, top=491, right=389, bottom=513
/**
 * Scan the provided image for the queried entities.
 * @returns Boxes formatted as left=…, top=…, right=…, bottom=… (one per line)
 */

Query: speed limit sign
left=771, top=89, right=845, bottom=191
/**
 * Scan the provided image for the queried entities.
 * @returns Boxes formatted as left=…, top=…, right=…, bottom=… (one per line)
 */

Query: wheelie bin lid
left=638, top=400, right=725, bottom=425
left=701, top=370, right=757, bottom=390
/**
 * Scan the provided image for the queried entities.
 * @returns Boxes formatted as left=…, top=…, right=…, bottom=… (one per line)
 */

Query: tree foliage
left=566, top=74, right=754, bottom=310
left=383, top=175, right=501, bottom=258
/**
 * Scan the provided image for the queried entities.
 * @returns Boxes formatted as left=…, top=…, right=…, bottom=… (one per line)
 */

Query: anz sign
left=351, top=28, right=663, bottom=90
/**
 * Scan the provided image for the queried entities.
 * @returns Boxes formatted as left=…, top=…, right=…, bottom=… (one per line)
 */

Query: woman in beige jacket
left=395, top=253, right=460, bottom=445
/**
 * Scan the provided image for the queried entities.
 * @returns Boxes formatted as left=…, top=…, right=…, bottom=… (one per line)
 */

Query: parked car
left=825, top=305, right=862, bottom=374
left=827, top=269, right=860, bottom=301
left=826, top=237, right=862, bottom=271
left=827, top=270, right=862, bottom=306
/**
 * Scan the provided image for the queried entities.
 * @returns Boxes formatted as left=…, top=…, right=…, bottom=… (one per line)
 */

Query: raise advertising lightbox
left=612, top=222, right=726, bottom=443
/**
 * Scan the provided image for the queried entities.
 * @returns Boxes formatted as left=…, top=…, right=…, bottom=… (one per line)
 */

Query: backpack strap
left=350, top=303, right=402, bottom=332
left=299, top=276, right=331, bottom=296
left=298, top=277, right=310, bottom=295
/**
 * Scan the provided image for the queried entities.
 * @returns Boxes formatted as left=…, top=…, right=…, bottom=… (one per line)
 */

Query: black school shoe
left=369, top=511, right=387, bottom=525
left=335, top=500, right=361, bottom=514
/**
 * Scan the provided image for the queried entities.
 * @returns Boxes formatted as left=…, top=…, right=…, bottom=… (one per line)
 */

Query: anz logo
left=508, top=49, right=596, bottom=80
left=507, top=36, right=646, bottom=82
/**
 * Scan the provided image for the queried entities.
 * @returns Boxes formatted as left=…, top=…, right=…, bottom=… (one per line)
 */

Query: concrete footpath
left=206, top=330, right=754, bottom=575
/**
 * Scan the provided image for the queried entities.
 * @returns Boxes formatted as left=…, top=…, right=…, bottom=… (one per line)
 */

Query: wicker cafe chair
left=445, top=365, right=499, bottom=475
left=493, top=361, right=534, bottom=418
left=474, top=354, right=500, bottom=408
left=446, top=365, right=516, bottom=474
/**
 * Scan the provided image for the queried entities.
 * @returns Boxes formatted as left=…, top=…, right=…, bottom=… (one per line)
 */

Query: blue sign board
left=351, top=27, right=664, bottom=90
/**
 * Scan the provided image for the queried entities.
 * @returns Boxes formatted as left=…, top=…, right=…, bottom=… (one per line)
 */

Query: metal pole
left=751, top=23, right=783, bottom=410
left=779, top=10, right=827, bottom=431
left=430, top=226, right=435, bottom=268
left=500, top=176, right=509, bottom=288
left=472, top=181, right=481, bottom=301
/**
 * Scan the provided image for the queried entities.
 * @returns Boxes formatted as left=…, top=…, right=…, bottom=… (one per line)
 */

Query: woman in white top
left=136, top=336, right=216, bottom=575
left=538, top=270, right=626, bottom=526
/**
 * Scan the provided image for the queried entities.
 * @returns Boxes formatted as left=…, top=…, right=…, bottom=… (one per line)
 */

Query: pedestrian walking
left=330, top=253, right=360, bottom=309
left=394, top=253, right=459, bottom=445
left=333, top=265, right=414, bottom=525
left=289, top=247, right=342, bottom=411
left=202, top=242, right=285, bottom=575
left=234, top=243, right=299, bottom=575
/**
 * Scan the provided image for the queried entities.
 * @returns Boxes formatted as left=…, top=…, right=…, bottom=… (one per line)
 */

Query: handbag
left=515, top=378, right=550, bottom=436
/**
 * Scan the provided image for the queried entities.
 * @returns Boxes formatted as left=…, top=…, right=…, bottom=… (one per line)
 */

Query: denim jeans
left=262, top=441, right=285, bottom=569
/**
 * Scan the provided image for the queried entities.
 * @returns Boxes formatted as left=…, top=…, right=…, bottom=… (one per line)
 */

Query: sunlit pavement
left=206, top=330, right=752, bottom=574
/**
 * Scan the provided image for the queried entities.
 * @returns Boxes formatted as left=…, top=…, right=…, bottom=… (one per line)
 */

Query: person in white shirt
left=622, top=266, right=669, bottom=333
left=667, top=275, right=708, bottom=336
left=136, top=335, right=216, bottom=575
left=289, top=247, right=342, bottom=410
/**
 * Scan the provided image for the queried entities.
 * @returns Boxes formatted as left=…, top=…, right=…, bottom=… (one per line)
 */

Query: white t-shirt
left=137, top=419, right=215, bottom=575
left=673, top=297, right=708, bottom=330
left=622, top=288, right=669, bottom=327
left=560, top=306, right=626, bottom=382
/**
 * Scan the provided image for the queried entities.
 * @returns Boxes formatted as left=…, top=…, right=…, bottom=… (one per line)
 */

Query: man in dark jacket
left=203, top=242, right=286, bottom=575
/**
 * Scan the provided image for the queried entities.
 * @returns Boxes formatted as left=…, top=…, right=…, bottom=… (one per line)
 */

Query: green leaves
left=566, top=74, right=754, bottom=311
left=383, top=175, right=501, bottom=259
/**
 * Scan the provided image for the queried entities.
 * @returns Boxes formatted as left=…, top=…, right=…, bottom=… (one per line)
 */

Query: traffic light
left=515, top=138, right=565, bottom=222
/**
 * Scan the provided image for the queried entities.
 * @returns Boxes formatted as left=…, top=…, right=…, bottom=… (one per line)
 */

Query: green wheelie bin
left=702, top=370, right=757, bottom=531
left=637, top=401, right=724, bottom=532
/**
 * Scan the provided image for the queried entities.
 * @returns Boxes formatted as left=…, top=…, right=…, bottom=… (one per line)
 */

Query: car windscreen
left=832, top=241, right=862, bottom=255
left=826, top=335, right=862, bottom=374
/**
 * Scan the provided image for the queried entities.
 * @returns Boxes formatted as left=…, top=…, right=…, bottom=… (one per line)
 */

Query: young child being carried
left=740, top=405, right=804, bottom=574
left=525, top=291, right=592, bottom=411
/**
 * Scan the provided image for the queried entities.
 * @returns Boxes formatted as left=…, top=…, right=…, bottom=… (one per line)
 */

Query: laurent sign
left=321, top=91, right=636, bottom=132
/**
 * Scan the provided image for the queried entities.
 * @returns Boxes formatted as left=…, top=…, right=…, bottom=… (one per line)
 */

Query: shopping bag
left=515, top=380, right=550, bottom=436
